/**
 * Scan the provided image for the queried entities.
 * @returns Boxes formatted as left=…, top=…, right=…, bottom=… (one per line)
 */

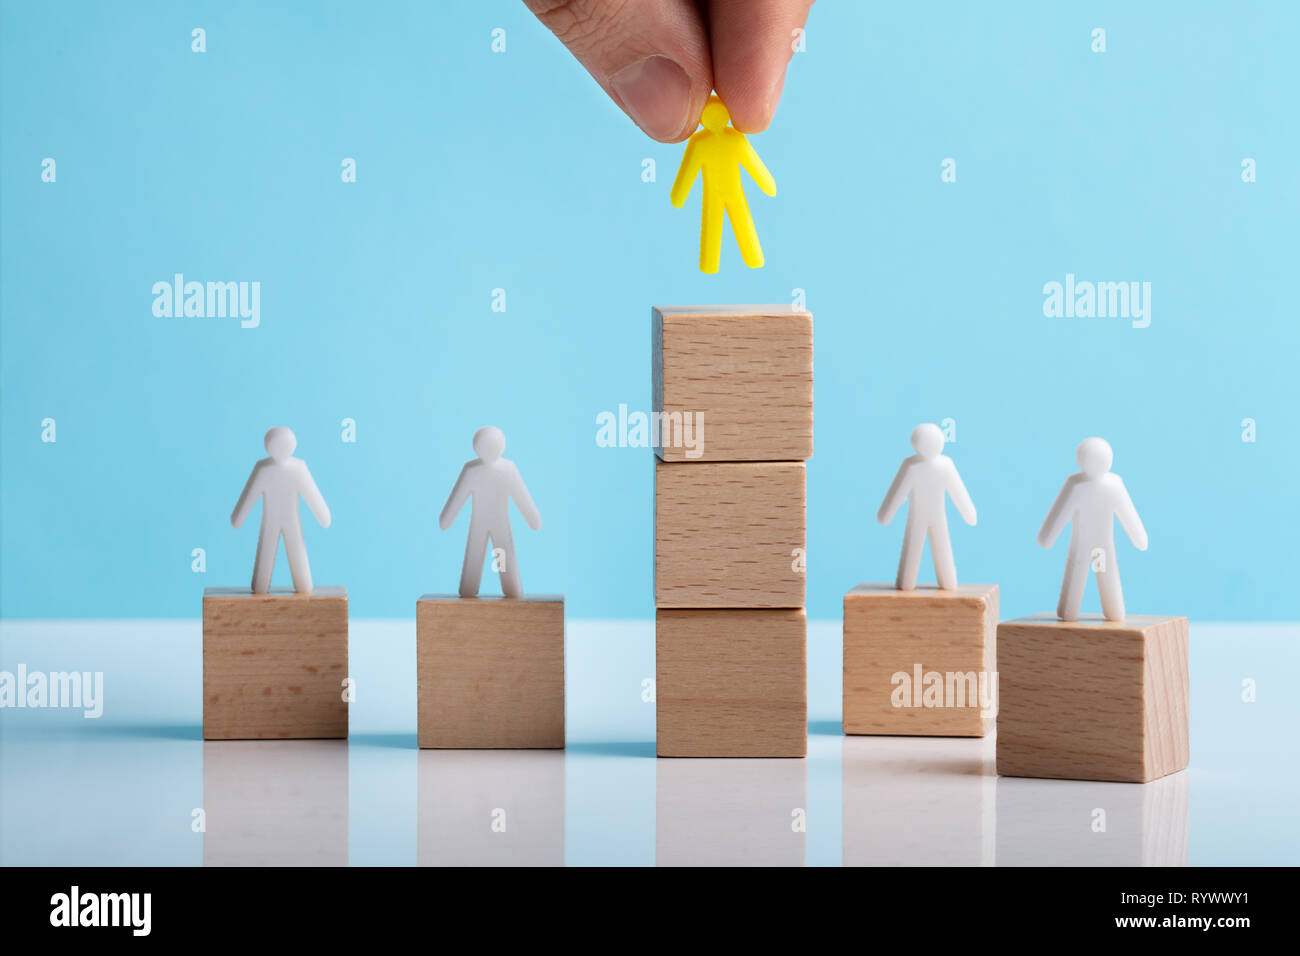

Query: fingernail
left=768, top=64, right=789, bottom=120
left=750, top=67, right=788, bottom=131
left=610, top=55, right=692, bottom=141
left=727, top=65, right=788, bottom=133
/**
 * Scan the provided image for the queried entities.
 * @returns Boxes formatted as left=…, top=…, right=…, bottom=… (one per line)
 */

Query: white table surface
left=1, top=620, right=1295, bottom=866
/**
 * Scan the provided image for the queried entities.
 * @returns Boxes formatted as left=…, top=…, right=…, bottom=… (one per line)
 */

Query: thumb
left=525, top=0, right=714, bottom=142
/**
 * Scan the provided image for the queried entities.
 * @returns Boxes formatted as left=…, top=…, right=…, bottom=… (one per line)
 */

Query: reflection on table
left=656, top=758, right=806, bottom=866
left=842, top=735, right=996, bottom=866
left=203, top=740, right=348, bottom=866
left=417, top=750, right=565, bottom=866
left=996, top=770, right=1189, bottom=866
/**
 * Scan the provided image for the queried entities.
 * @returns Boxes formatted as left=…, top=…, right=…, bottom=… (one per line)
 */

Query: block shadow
left=566, top=740, right=657, bottom=758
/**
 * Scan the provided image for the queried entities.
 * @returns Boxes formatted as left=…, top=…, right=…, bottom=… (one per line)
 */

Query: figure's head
left=700, top=94, right=729, bottom=132
left=264, top=426, right=296, bottom=463
left=1076, top=436, right=1113, bottom=478
left=910, top=423, right=944, bottom=460
left=473, top=425, right=505, bottom=464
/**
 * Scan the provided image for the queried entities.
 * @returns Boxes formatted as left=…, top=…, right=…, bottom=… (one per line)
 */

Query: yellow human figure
left=670, top=95, right=777, bottom=274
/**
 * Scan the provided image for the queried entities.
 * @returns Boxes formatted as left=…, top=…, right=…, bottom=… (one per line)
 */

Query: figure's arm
left=438, top=465, right=472, bottom=530
left=509, top=464, right=542, bottom=531
left=739, top=139, right=777, bottom=197
left=877, top=460, right=914, bottom=526
left=299, top=464, right=331, bottom=529
left=1037, top=476, right=1080, bottom=548
left=669, top=138, right=702, bottom=207
left=946, top=461, right=977, bottom=526
left=1114, top=478, right=1148, bottom=551
left=230, top=463, right=264, bottom=528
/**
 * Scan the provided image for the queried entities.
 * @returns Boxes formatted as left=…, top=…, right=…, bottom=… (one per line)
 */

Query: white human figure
left=1038, top=437, right=1148, bottom=623
left=230, top=426, right=331, bottom=594
left=439, top=426, right=542, bottom=598
left=877, top=423, right=977, bottom=591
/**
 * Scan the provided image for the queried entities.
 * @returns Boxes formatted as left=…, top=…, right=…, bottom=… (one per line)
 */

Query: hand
left=525, top=0, right=814, bottom=142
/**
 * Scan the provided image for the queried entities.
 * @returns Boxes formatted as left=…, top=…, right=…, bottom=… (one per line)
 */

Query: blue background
left=3, top=0, right=1296, bottom=621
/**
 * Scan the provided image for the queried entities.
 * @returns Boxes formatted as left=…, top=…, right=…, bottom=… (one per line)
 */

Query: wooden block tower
left=652, top=305, right=812, bottom=757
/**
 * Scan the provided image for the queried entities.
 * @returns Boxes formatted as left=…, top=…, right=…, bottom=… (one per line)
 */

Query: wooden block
left=843, top=583, right=998, bottom=737
left=996, top=614, right=1190, bottom=783
left=417, top=595, right=565, bottom=749
left=652, top=305, right=813, bottom=462
left=656, top=608, right=806, bottom=757
left=655, top=460, right=805, bottom=608
left=202, top=587, right=348, bottom=740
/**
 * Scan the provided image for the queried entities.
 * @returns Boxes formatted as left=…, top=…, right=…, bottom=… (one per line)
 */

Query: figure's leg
left=700, top=194, right=723, bottom=274
left=725, top=194, right=764, bottom=268
left=491, top=525, right=522, bottom=598
left=459, top=526, right=489, bottom=597
left=929, top=521, right=957, bottom=590
left=1096, top=551, right=1125, bottom=622
left=282, top=525, right=314, bottom=594
left=1056, top=550, right=1089, bottom=621
left=895, top=514, right=926, bottom=591
left=251, top=528, right=278, bottom=593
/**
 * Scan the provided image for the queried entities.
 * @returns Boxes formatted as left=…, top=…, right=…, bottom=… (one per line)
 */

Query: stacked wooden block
left=653, top=305, right=812, bottom=757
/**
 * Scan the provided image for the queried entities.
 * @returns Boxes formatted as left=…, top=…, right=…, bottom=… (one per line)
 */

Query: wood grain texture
left=842, top=583, right=998, bottom=737
left=202, top=587, right=348, bottom=740
left=416, top=595, right=565, bottom=749
left=996, top=614, right=1190, bottom=783
left=656, top=608, right=806, bottom=757
left=653, top=305, right=813, bottom=462
left=655, top=460, right=805, bottom=608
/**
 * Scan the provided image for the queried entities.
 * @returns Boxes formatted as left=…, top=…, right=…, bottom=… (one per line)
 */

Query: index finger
left=706, top=0, right=814, bottom=133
